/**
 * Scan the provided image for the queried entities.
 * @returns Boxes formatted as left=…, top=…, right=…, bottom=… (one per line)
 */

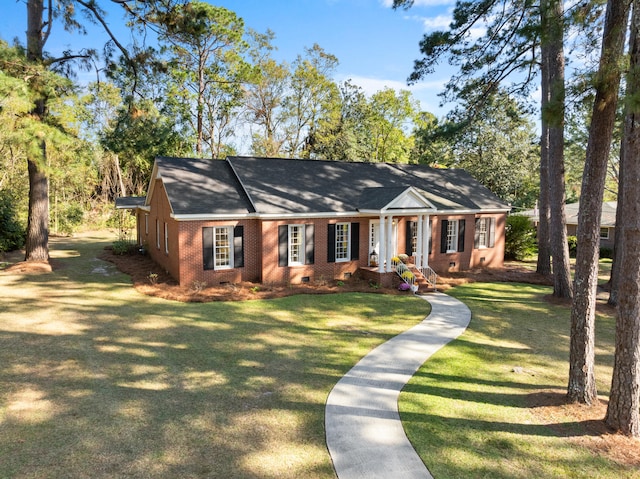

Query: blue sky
left=1, top=0, right=455, bottom=116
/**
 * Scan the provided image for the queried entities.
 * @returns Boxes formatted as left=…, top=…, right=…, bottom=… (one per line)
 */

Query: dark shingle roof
left=155, top=156, right=254, bottom=215
left=152, top=156, right=510, bottom=217
left=115, top=196, right=146, bottom=209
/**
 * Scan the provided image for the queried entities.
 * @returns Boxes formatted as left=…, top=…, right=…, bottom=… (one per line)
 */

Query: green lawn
left=0, top=232, right=430, bottom=479
left=400, top=281, right=634, bottom=478
left=1, top=233, right=634, bottom=478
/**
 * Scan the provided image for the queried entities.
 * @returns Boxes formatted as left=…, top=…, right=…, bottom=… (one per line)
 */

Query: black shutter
left=406, top=221, right=415, bottom=255
left=474, top=218, right=481, bottom=249
left=440, top=220, right=448, bottom=253
left=234, top=225, right=244, bottom=268
left=350, top=222, right=359, bottom=260
left=428, top=219, right=433, bottom=254
left=202, top=227, right=214, bottom=270
left=458, top=219, right=466, bottom=252
left=278, top=225, right=288, bottom=267
left=305, top=224, right=315, bottom=265
left=489, top=218, right=496, bottom=248
left=327, top=224, right=336, bottom=263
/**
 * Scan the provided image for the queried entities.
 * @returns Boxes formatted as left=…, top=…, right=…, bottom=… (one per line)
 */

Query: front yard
left=1, top=232, right=637, bottom=478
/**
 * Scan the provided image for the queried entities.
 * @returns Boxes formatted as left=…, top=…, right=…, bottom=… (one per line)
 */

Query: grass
left=0, top=232, right=431, bottom=479
left=400, top=281, right=635, bottom=478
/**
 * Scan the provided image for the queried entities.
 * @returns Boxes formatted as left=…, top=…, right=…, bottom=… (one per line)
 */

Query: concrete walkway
left=325, top=292, right=471, bottom=479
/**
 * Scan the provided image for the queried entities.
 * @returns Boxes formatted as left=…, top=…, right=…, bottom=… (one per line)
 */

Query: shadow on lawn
left=1, top=234, right=430, bottom=478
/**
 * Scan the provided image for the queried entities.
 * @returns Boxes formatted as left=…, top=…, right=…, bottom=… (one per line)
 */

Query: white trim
left=170, top=208, right=510, bottom=222
left=288, top=224, right=305, bottom=266
left=335, top=222, right=351, bottom=262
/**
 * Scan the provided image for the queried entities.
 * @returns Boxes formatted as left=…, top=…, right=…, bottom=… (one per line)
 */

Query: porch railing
left=391, top=257, right=437, bottom=293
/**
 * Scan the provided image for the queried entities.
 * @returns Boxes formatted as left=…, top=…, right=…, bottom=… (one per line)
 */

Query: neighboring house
left=118, top=156, right=511, bottom=288
left=521, top=201, right=617, bottom=250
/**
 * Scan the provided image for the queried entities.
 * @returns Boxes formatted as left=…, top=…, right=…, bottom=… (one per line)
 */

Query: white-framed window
left=164, top=222, right=169, bottom=254
left=477, top=218, right=488, bottom=248
left=288, top=224, right=305, bottom=266
left=156, top=219, right=160, bottom=249
left=145, top=214, right=149, bottom=234
left=446, top=220, right=458, bottom=253
left=214, top=226, right=233, bottom=269
left=600, top=227, right=610, bottom=240
left=336, top=222, right=350, bottom=262
left=410, top=222, right=417, bottom=256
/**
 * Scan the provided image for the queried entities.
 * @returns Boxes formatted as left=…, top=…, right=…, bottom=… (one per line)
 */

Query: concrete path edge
left=325, top=292, right=471, bottom=479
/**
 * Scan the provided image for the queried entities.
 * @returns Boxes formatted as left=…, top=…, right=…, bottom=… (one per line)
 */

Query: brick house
left=121, top=156, right=510, bottom=289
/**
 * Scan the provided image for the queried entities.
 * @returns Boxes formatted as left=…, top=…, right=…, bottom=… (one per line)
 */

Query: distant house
left=521, top=201, right=617, bottom=250
left=118, top=156, right=510, bottom=289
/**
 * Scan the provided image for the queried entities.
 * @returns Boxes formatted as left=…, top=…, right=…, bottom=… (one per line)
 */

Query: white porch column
left=386, top=215, right=394, bottom=270
left=416, top=215, right=424, bottom=269
left=378, top=215, right=386, bottom=273
left=422, top=215, right=430, bottom=268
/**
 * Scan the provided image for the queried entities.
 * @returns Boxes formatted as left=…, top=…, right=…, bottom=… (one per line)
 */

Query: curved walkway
left=325, top=292, right=471, bottom=479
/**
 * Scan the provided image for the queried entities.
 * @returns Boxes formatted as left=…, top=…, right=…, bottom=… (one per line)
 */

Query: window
left=475, top=217, right=496, bottom=249
left=410, top=222, right=417, bottom=256
left=156, top=219, right=160, bottom=249
left=145, top=214, right=149, bottom=234
left=279, top=224, right=314, bottom=267
left=288, top=225, right=305, bottom=266
left=440, top=219, right=465, bottom=254
left=214, top=226, right=232, bottom=269
left=335, top=223, right=350, bottom=262
left=446, top=220, right=458, bottom=253
left=203, top=226, right=243, bottom=271
left=164, top=222, right=169, bottom=254
left=477, top=219, right=488, bottom=248
left=600, top=227, right=610, bottom=240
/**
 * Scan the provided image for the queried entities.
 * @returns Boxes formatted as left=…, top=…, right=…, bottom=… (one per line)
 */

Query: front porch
left=359, top=257, right=437, bottom=293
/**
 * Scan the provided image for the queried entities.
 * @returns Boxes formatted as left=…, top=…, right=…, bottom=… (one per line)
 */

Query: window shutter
left=489, top=218, right=496, bottom=248
left=458, top=219, right=466, bottom=252
left=428, top=220, right=432, bottom=254
left=327, top=224, right=336, bottom=263
left=474, top=218, right=481, bottom=249
left=278, top=225, right=288, bottom=267
left=440, top=220, right=448, bottom=254
left=406, top=221, right=415, bottom=255
left=350, top=222, right=359, bottom=260
left=305, top=224, right=315, bottom=265
left=234, top=225, right=244, bottom=268
left=202, top=227, right=214, bottom=270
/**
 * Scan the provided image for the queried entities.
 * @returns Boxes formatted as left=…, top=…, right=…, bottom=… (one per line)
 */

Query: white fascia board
left=144, top=161, right=160, bottom=207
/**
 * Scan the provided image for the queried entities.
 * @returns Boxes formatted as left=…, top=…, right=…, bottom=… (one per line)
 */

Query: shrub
left=567, top=235, right=578, bottom=257
left=600, top=247, right=613, bottom=259
left=505, top=215, right=537, bottom=261
left=0, top=192, right=26, bottom=253
left=112, top=240, right=132, bottom=255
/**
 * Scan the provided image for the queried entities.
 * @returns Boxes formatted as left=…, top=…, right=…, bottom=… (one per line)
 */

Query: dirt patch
left=528, top=390, right=640, bottom=467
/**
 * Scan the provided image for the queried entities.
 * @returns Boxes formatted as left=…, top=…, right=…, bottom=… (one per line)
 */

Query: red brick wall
left=140, top=184, right=506, bottom=285
left=261, top=217, right=369, bottom=285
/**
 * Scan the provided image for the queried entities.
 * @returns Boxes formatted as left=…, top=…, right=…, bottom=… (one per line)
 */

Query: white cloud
left=420, top=14, right=451, bottom=30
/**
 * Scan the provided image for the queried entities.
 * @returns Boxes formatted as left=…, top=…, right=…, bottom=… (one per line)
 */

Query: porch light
left=369, top=250, right=379, bottom=267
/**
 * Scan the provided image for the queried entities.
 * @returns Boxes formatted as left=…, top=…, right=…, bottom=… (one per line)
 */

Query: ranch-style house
left=117, top=156, right=511, bottom=291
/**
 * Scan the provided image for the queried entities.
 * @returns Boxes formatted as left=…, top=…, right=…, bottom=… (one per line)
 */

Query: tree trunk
left=24, top=0, right=49, bottom=262
left=608, top=133, right=626, bottom=306
left=568, top=0, right=630, bottom=404
left=541, top=0, right=572, bottom=298
left=605, top=0, right=640, bottom=437
left=537, top=124, right=552, bottom=276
